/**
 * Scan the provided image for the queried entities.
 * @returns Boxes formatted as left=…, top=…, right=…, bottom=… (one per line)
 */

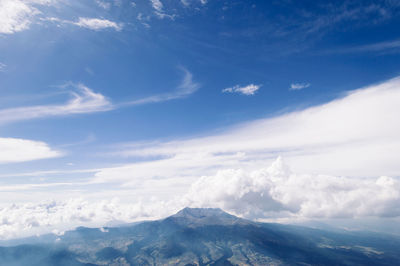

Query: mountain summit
left=167, top=207, right=249, bottom=227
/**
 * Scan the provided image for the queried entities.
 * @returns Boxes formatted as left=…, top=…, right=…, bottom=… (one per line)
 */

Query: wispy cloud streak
left=0, top=68, right=199, bottom=125
left=290, top=83, right=310, bottom=91
left=122, top=68, right=200, bottom=106
left=0, top=83, right=112, bottom=124
left=324, top=39, right=400, bottom=55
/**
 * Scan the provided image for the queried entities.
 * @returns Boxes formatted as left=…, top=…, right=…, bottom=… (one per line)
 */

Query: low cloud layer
left=0, top=158, right=399, bottom=240
left=0, top=198, right=170, bottom=240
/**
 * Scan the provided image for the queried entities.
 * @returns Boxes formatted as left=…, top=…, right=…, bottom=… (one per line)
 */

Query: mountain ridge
left=0, top=207, right=399, bottom=265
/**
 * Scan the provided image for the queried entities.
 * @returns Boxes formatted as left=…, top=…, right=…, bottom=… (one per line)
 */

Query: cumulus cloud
left=222, top=84, right=261, bottom=95
left=184, top=157, right=400, bottom=220
left=290, top=82, right=310, bottom=91
left=73, top=17, right=123, bottom=31
left=1, top=158, right=399, bottom=239
left=0, top=83, right=112, bottom=124
left=0, top=137, right=61, bottom=163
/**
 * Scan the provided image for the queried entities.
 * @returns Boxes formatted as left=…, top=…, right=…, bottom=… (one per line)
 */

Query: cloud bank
left=184, top=157, right=400, bottom=220
left=0, top=158, right=399, bottom=239
left=0, top=198, right=169, bottom=239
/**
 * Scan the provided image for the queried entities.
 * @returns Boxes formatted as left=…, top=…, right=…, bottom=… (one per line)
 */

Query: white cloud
left=222, top=84, right=261, bottom=95
left=184, top=157, right=400, bottom=219
left=0, top=198, right=172, bottom=239
left=0, top=83, right=112, bottom=124
left=96, top=76, right=400, bottom=187
left=0, top=0, right=58, bottom=34
left=154, top=12, right=175, bottom=20
left=1, top=77, right=400, bottom=239
left=181, top=0, right=207, bottom=7
left=324, top=39, right=400, bottom=55
left=123, top=68, right=200, bottom=105
left=0, top=70, right=198, bottom=125
left=74, top=17, right=123, bottom=31
left=1, top=158, right=399, bottom=239
left=148, top=0, right=175, bottom=20
left=95, top=0, right=111, bottom=10
left=0, top=62, right=6, bottom=72
left=290, top=82, right=310, bottom=91
left=0, top=137, right=61, bottom=164
left=150, top=0, right=163, bottom=12
left=0, top=0, right=122, bottom=34
left=43, top=16, right=123, bottom=31
left=0, top=0, right=39, bottom=34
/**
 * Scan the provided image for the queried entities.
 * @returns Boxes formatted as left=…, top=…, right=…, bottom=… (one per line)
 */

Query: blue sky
left=1, top=0, right=400, bottom=239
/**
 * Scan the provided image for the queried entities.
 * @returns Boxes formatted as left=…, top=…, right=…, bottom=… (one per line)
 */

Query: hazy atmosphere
left=1, top=0, right=400, bottom=242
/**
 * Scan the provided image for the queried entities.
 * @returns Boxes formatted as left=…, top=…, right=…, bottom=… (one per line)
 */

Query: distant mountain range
left=0, top=207, right=399, bottom=265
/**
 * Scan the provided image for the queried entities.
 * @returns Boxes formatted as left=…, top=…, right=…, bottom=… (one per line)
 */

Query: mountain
left=0, top=208, right=399, bottom=265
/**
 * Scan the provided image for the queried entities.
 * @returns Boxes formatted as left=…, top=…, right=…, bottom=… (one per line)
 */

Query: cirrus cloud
left=0, top=83, right=112, bottom=125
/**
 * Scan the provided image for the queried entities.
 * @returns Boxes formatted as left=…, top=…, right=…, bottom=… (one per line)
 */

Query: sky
left=0, top=0, right=400, bottom=239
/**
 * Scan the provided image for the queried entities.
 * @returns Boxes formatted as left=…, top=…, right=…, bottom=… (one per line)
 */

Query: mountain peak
left=173, top=207, right=228, bottom=218
left=167, top=207, right=250, bottom=227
